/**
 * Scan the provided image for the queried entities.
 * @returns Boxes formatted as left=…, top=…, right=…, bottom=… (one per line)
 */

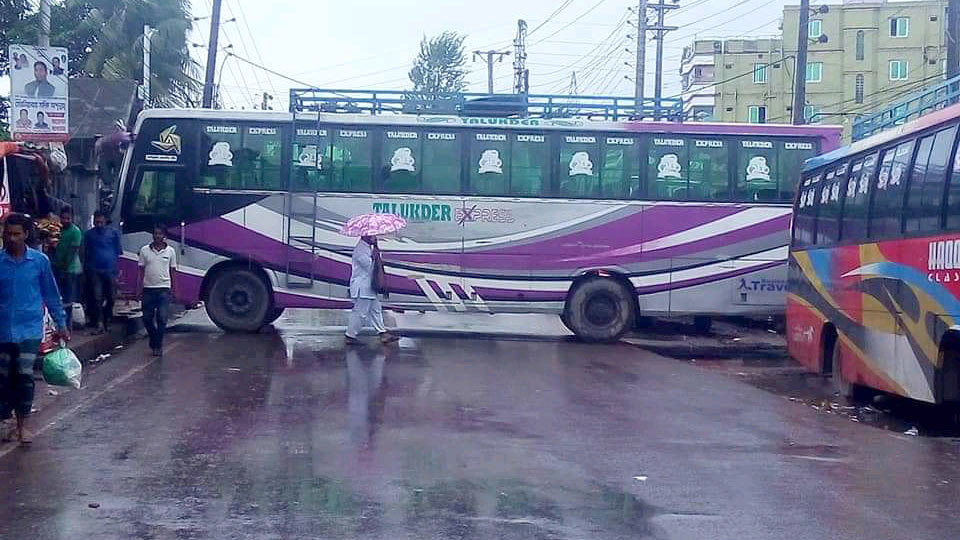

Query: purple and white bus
left=112, top=109, right=840, bottom=341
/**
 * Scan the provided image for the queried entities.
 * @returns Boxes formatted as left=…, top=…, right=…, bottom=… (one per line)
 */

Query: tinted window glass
left=947, top=136, right=960, bottom=231
left=601, top=136, right=639, bottom=198
left=841, top=153, right=877, bottom=241
left=422, top=131, right=461, bottom=194
left=793, top=171, right=823, bottom=247
left=688, top=138, right=729, bottom=200
left=381, top=129, right=421, bottom=193
left=511, top=133, right=548, bottom=196
left=737, top=139, right=778, bottom=201
left=199, top=123, right=243, bottom=188
left=906, top=126, right=956, bottom=233
left=904, top=134, right=935, bottom=233
left=870, top=140, right=914, bottom=238
left=648, top=136, right=689, bottom=200
left=558, top=134, right=601, bottom=197
left=133, top=170, right=178, bottom=217
left=470, top=132, right=509, bottom=195
left=780, top=140, right=818, bottom=201
left=331, top=128, right=373, bottom=192
left=291, top=126, right=331, bottom=192
left=241, top=125, right=283, bottom=190
left=815, top=164, right=847, bottom=245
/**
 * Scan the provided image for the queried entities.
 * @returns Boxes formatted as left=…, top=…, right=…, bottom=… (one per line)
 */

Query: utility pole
left=650, top=0, right=680, bottom=119
left=792, top=0, right=811, bottom=125
left=569, top=72, right=578, bottom=95
left=474, top=49, right=510, bottom=95
left=513, top=20, right=529, bottom=94
left=202, top=0, right=223, bottom=108
left=141, top=25, right=158, bottom=107
left=38, top=0, right=50, bottom=46
left=948, top=0, right=960, bottom=80
left=634, top=0, right=647, bottom=115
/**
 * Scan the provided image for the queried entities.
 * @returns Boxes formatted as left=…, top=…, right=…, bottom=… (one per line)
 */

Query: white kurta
left=349, top=239, right=376, bottom=299
left=346, top=239, right=386, bottom=337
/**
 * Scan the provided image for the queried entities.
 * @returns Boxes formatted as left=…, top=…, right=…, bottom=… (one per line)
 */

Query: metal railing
left=288, top=88, right=684, bottom=121
left=852, top=74, right=960, bottom=141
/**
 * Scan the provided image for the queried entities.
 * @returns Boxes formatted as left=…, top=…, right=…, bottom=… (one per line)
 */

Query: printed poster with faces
left=9, top=44, right=69, bottom=142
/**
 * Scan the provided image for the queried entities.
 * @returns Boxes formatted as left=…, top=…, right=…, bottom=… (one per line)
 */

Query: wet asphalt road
left=1, top=311, right=960, bottom=539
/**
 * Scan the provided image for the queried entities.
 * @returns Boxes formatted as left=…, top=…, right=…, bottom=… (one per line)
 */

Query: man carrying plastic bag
left=0, top=213, right=69, bottom=445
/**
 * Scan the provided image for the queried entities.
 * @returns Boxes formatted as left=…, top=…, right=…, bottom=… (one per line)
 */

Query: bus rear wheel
left=265, top=307, right=285, bottom=325
left=206, top=267, right=271, bottom=333
left=563, top=277, right=635, bottom=343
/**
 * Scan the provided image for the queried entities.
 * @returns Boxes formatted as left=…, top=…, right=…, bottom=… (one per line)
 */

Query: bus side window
left=470, top=132, right=509, bottom=196
left=870, top=140, right=914, bottom=239
left=795, top=172, right=823, bottom=247
left=905, top=126, right=956, bottom=233
left=840, top=153, right=876, bottom=242
left=557, top=134, right=601, bottom=198
left=947, top=133, right=960, bottom=231
left=241, top=125, right=284, bottom=190
left=648, top=136, right=689, bottom=200
left=816, top=164, right=847, bottom=245
left=381, top=129, right=422, bottom=194
left=510, top=133, right=548, bottom=196
left=780, top=140, right=818, bottom=202
left=292, top=126, right=331, bottom=192
left=422, top=131, right=461, bottom=195
left=736, top=139, right=778, bottom=201
left=200, top=123, right=243, bottom=189
left=331, top=128, right=373, bottom=193
left=601, top=136, right=639, bottom=199
left=687, top=137, right=728, bottom=200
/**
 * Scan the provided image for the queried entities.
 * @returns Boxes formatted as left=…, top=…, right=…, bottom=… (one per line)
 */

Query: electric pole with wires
left=202, top=0, right=223, bottom=108
left=513, top=20, right=530, bottom=94
left=792, top=0, right=811, bottom=125
left=474, top=49, right=511, bottom=95
left=634, top=0, right=647, bottom=115
left=649, top=0, right=679, bottom=119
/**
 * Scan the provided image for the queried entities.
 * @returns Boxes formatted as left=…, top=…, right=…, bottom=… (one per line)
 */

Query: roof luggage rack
left=853, top=74, right=960, bottom=141
left=288, top=88, right=683, bottom=121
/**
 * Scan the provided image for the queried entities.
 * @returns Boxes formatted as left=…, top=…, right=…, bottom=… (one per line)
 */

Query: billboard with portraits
left=9, top=44, right=69, bottom=142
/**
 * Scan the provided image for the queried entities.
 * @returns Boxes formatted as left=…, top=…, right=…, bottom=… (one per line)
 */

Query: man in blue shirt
left=84, top=210, right=122, bottom=334
left=0, top=213, right=68, bottom=444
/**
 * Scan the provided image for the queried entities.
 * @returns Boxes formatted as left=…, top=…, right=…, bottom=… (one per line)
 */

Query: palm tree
left=54, top=0, right=201, bottom=106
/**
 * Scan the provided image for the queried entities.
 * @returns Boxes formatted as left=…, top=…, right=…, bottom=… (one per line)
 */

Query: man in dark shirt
left=83, top=210, right=122, bottom=334
left=23, top=61, right=55, bottom=98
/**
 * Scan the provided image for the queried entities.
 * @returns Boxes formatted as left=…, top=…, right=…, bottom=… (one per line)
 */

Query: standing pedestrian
left=138, top=224, right=177, bottom=357
left=52, top=207, right=83, bottom=329
left=0, top=213, right=69, bottom=444
left=345, top=235, right=397, bottom=345
left=83, top=210, right=122, bottom=334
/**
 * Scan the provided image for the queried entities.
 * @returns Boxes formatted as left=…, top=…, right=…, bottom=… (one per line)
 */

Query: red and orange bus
left=788, top=103, right=960, bottom=403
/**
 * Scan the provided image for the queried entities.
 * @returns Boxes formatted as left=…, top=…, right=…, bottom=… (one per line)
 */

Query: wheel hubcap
left=224, top=281, right=255, bottom=316
left=585, top=293, right=618, bottom=327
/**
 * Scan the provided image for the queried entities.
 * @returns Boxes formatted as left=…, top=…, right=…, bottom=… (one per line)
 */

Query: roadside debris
left=904, top=427, right=919, bottom=436
left=88, top=503, right=100, bottom=509
left=47, top=389, right=58, bottom=396
left=633, top=475, right=648, bottom=482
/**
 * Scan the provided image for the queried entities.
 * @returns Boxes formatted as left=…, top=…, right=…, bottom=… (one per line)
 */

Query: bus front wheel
left=206, top=267, right=271, bottom=333
left=563, top=278, right=635, bottom=343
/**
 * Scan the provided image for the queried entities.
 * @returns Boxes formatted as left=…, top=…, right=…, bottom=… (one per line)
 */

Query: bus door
left=119, top=164, right=190, bottom=296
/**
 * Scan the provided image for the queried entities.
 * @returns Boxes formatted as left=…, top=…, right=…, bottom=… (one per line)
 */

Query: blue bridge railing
left=288, top=88, right=683, bottom=121
left=852, top=74, right=960, bottom=141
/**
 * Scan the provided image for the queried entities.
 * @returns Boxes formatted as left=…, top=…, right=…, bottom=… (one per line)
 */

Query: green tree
left=407, top=31, right=468, bottom=100
left=1, top=0, right=200, bottom=110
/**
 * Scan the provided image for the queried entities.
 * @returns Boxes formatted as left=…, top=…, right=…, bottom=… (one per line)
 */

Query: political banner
left=9, top=44, right=69, bottom=142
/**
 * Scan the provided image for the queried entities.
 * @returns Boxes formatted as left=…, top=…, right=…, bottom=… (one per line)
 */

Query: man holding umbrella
left=342, top=213, right=405, bottom=345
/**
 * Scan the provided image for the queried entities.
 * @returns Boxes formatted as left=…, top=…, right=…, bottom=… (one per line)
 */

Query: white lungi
left=346, top=297, right=386, bottom=337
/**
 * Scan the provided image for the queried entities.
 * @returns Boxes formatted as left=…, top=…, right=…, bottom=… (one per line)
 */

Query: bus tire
left=831, top=342, right=854, bottom=399
left=206, top=267, right=271, bottom=333
left=564, top=278, right=635, bottom=343
left=265, top=307, right=285, bottom=325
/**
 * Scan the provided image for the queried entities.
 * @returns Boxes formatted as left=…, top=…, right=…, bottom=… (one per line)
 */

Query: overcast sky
left=2, top=0, right=882, bottom=110
left=193, top=0, right=799, bottom=110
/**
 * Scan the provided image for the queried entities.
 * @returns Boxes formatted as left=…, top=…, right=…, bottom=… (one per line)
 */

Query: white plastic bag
left=71, top=303, right=86, bottom=328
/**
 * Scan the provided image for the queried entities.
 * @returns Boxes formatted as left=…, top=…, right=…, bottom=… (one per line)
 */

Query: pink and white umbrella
left=339, top=213, right=407, bottom=237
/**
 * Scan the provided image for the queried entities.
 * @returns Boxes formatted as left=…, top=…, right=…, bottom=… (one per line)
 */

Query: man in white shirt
left=138, top=225, right=177, bottom=356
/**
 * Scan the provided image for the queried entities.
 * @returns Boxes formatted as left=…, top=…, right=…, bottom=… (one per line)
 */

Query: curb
left=622, top=337, right=786, bottom=359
